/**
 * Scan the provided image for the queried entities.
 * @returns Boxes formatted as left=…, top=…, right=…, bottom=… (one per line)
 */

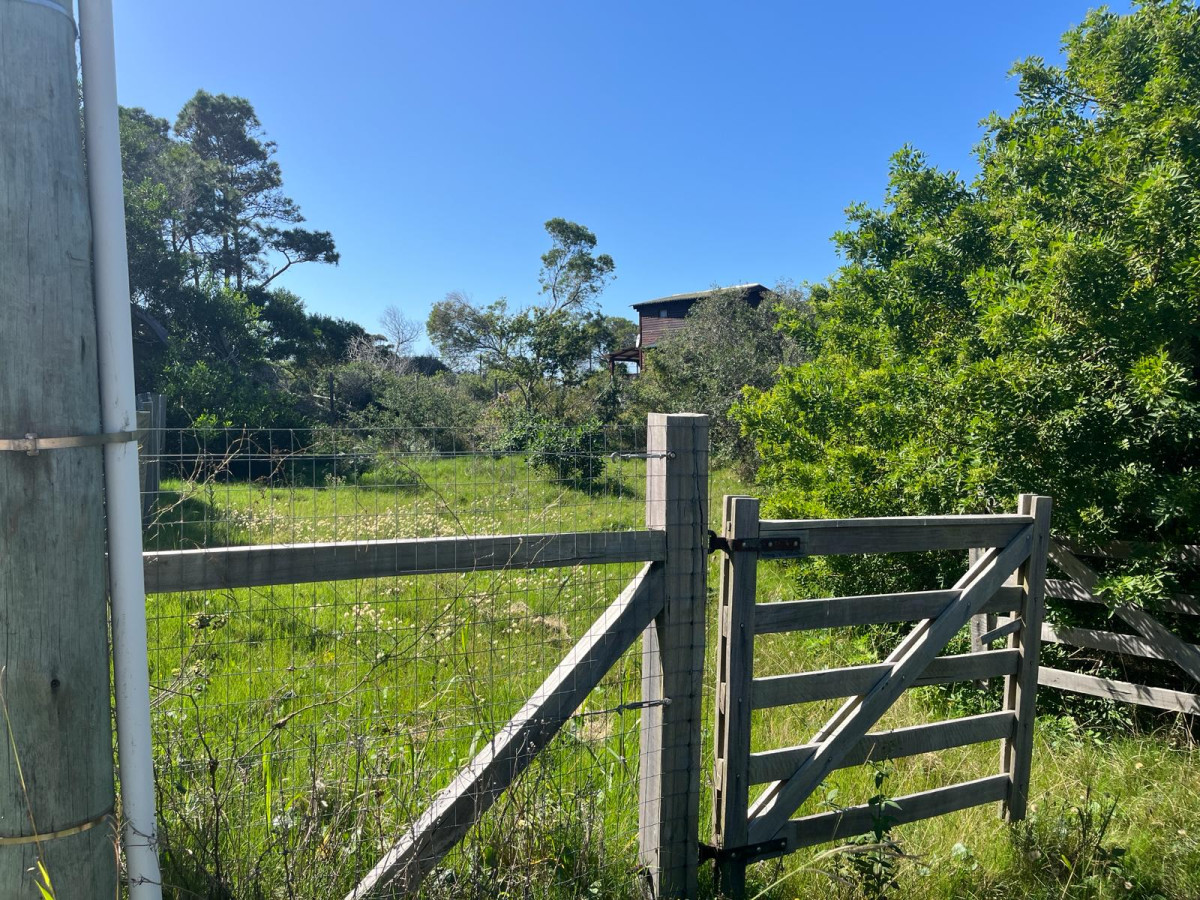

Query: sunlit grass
left=143, top=458, right=1200, bottom=899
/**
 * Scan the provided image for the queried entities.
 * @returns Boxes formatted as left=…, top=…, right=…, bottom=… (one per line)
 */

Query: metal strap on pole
left=0, top=430, right=142, bottom=456
left=0, top=808, right=113, bottom=846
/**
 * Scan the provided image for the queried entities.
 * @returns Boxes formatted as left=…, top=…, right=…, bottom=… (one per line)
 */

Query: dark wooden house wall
left=638, top=299, right=696, bottom=347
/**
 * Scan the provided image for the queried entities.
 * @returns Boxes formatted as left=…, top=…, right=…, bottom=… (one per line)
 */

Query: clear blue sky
left=111, top=1, right=1092, bottom=347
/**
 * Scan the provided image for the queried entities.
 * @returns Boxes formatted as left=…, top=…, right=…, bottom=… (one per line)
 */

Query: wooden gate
left=711, top=494, right=1052, bottom=896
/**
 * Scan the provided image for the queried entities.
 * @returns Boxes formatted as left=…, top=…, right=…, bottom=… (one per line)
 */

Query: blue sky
left=111, top=1, right=1092, bottom=348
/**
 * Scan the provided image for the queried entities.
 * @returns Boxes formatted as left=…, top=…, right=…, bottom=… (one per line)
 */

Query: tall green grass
left=142, top=458, right=1200, bottom=899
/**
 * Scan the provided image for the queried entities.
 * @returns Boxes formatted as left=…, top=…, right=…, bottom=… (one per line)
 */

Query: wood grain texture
left=0, top=1, right=118, bottom=894
left=1038, top=666, right=1200, bottom=714
left=1045, top=578, right=1200, bottom=618
left=747, top=712, right=1015, bottom=784
left=757, top=515, right=1031, bottom=558
left=746, top=526, right=1033, bottom=843
left=345, top=564, right=663, bottom=899
left=144, top=529, right=667, bottom=593
left=754, top=587, right=1022, bottom=634
left=1057, top=539, right=1200, bottom=565
left=711, top=496, right=759, bottom=899
left=1040, top=622, right=1183, bottom=662
left=778, top=775, right=1011, bottom=854
left=1114, top=606, right=1200, bottom=686
left=750, top=650, right=1021, bottom=708
left=1002, top=495, right=1051, bottom=821
left=638, top=414, right=708, bottom=900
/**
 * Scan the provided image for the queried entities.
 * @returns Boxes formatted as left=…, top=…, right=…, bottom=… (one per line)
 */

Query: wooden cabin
left=606, top=283, right=772, bottom=373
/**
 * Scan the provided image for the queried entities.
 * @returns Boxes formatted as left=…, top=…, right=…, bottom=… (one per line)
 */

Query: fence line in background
left=1037, top=540, right=1200, bottom=715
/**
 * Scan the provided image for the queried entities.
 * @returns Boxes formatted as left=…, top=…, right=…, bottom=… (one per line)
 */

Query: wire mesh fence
left=140, top=424, right=672, bottom=899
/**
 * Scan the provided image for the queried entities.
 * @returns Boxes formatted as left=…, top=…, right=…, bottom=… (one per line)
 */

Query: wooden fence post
left=712, top=496, right=760, bottom=899
left=639, top=413, right=709, bottom=899
left=1001, top=493, right=1051, bottom=821
left=0, top=0, right=118, bottom=893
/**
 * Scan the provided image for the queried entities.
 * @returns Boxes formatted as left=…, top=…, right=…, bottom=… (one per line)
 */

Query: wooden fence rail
left=143, top=529, right=666, bottom=593
left=140, top=413, right=708, bottom=900
left=1035, top=540, right=1200, bottom=715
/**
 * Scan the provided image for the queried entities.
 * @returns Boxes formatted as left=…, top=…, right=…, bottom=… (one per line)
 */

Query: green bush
left=737, top=1, right=1200, bottom=602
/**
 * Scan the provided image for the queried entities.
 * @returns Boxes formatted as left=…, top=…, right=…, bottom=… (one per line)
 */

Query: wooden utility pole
left=0, top=0, right=120, bottom=895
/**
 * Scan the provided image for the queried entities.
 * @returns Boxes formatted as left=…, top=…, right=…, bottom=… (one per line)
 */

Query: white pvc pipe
left=78, top=1, right=164, bottom=897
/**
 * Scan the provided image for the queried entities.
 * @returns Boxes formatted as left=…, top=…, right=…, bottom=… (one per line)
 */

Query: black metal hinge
left=700, top=837, right=789, bottom=864
left=707, top=531, right=804, bottom=556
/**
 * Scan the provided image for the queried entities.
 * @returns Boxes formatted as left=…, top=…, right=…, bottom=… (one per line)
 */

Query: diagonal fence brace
left=344, top=562, right=664, bottom=900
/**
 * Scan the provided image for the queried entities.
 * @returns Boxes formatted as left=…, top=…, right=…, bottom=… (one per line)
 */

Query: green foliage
left=346, top=371, right=484, bottom=453
left=830, top=765, right=905, bottom=900
left=539, top=218, right=616, bottom=312
left=120, top=92, right=347, bottom=424
left=1010, top=785, right=1136, bottom=896
left=488, top=406, right=607, bottom=488
left=426, top=220, right=629, bottom=418
left=526, top=418, right=607, bottom=488
left=627, top=284, right=805, bottom=466
left=738, top=1, right=1200, bottom=597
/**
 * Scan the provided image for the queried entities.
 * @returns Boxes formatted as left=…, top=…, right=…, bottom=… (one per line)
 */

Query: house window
left=659, top=309, right=668, bottom=317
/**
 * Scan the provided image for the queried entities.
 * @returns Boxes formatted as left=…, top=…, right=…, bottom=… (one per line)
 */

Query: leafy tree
left=538, top=217, right=615, bottom=311
left=426, top=220, right=629, bottom=415
left=174, top=90, right=339, bottom=291
left=628, top=284, right=804, bottom=465
left=737, top=0, right=1200, bottom=597
left=119, top=92, right=351, bottom=423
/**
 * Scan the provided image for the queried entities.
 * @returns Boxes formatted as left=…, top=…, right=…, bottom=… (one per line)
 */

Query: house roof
left=630, top=282, right=771, bottom=310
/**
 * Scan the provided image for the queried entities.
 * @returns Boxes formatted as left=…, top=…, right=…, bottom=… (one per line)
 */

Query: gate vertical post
left=1001, top=493, right=1052, bottom=821
left=712, top=496, right=760, bottom=899
left=639, top=413, right=709, bottom=899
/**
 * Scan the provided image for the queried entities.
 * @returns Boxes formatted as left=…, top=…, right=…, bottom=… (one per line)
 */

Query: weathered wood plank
left=712, top=496, right=759, bottom=899
left=776, top=775, right=1011, bottom=854
left=1058, top=538, right=1200, bottom=565
left=1048, top=541, right=1099, bottom=591
left=979, top=617, right=1021, bottom=646
left=1114, top=606, right=1200, bottom=686
left=750, top=650, right=1021, bottom=708
left=1045, top=578, right=1200, bottom=618
left=638, top=414, right=708, bottom=900
left=1039, top=666, right=1200, bottom=715
left=748, top=712, right=1015, bottom=784
left=754, top=587, right=1022, bottom=634
left=144, top=529, right=667, bottom=593
left=1001, top=495, right=1051, bottom=821
left=344, top=563, right=663, bottom=900
left=756, top=515, right=1031, bottom=558
left=746, top=526, right=1033, bottom=844
left=1049, top=540, right=1200, bottom=686
left=1041, top=622, right=1176, bottom=662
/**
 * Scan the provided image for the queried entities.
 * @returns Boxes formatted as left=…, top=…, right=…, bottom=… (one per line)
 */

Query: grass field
left=141, top=452, right=1200, bottom=900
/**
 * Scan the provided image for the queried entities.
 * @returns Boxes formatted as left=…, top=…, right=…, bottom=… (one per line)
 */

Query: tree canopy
left=427, top=220, right=632, bottom=415
left=737, top=0, right=1200, bottom=590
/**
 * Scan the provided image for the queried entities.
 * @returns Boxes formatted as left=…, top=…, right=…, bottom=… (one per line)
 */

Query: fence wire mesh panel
left=140, top=424, right=670, bottom=899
